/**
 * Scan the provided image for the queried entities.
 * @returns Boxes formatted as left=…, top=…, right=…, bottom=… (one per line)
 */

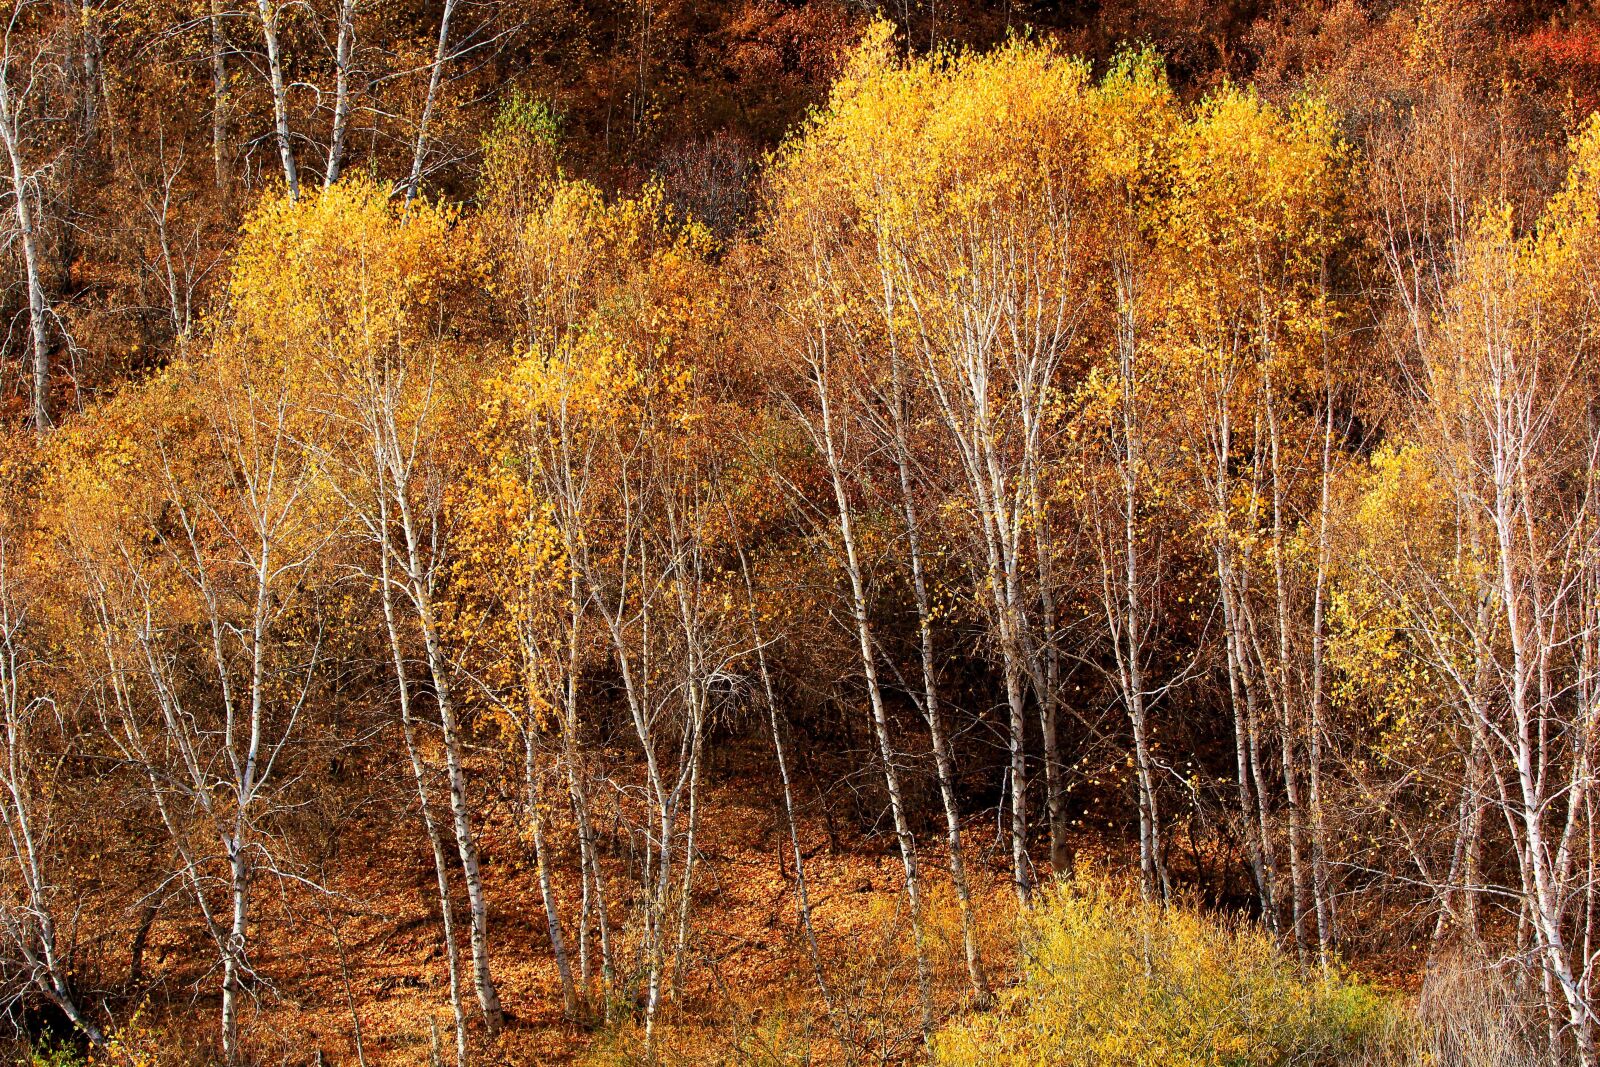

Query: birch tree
left=0, top=0, right=63, bottom=434
left=45, top=333, right=330, bottom=1061
left=256, top=0, right=298, bottom=199
left=0, top=519, right=105, bottom=1046
left=228, top=181, right=504, bottom=1040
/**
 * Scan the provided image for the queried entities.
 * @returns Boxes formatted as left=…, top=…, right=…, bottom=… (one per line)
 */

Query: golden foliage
left=935, top=874, right=1396, bottom=1067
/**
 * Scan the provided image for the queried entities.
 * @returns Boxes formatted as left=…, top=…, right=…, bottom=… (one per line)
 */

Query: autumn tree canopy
left=4, top=3, right=1600, bottom=1065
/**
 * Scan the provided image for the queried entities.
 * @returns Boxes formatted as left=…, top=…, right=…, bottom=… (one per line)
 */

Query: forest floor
left=110, top=738, right=1422, bottom=1066
left=115, top=740, right=1026, bottom=1065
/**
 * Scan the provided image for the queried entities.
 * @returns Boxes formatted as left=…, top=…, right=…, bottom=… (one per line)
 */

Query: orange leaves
left=229, top=178, right=460, bottom=367
left=451, top=172, right=750, bottom=735
left=773, top=21, right=1096, bottom=272
left=490, top=175, right=732, bottom=474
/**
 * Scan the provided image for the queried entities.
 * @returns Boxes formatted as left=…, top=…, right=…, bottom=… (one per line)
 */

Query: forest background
left=4, top=1, right=1600, bottom=1064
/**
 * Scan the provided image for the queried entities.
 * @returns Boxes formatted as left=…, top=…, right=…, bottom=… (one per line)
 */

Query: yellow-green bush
left=934, top=876, right=1396, bottom=1067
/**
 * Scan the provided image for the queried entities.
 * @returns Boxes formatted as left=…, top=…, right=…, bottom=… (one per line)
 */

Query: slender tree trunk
left=1108, top=263, right=1167, bottom=902
left=1238, top=590, right=1282, bottom=931
left=324, top=0, right=356, bottom=185
left=1264, top=386, right=1309, bottom=961
left=0, top=578, right=107, bottom=1048
left=384, top=473, right=496, bottom=1023
left=812, top=342, right=935, bottom=1042
left=209, top=1, right=230, bottom=189
left=564, top=715, right=611, bottom=1012
left=525, top=726, right=578, bottom=1019
left=1219, top=553, right=1272, bottom=923
left=381, top=441, right=502, bottom=1033
left=877, top=337, right=991, bottom=1001
left=0, top=87, right=49, bottom=434
left=576, top=823, right=592, bottom=988
left=408, top=580, right=502, bottom=1031
left=1307, top=374, right=1335, bottom=963
left=378, top=522, right=468, bottom=1066
left=1025, top=458, right=1069, bottom=876
left=670, top=699, right=705, bottom=998
left=220, top=841, right=250, bottom=1062
left=69, top=0, right=101, bottom=138
left=978, top=482, right=1033, bottom=909
left=573, top=531, right=677, bottom=1057
left=1205, top=394, right=1275, bottom=924
left=404, top=0, right=457, bottom=204
left=736, top=543, right=832, bottom=1006
left=256, top=0, right=299, bottom=199
left=558, top=575, right=612, bottom=1013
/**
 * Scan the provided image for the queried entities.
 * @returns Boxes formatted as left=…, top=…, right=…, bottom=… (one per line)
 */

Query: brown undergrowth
left=82, top=742, right=1026, bottom=1066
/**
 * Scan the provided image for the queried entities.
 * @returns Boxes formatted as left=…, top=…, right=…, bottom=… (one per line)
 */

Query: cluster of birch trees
left=0, top=0, right=639, bottom=436
left=2, top=18, right=1600, bottom=1067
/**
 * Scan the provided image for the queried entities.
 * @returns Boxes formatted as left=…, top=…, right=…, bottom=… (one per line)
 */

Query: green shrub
left=934, top=875, right=1397, bottom=1067
left=22, top=1037, right=86, bottom=1067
